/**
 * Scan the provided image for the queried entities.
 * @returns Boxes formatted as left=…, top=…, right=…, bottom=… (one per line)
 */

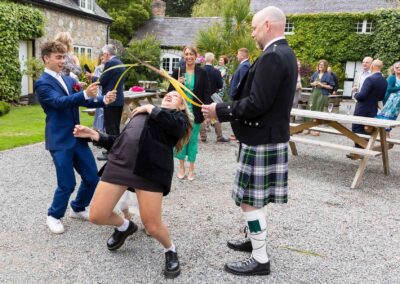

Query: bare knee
left=89, top=207, right=109, bottom=225
left=142, top=219, right=161, bottom=236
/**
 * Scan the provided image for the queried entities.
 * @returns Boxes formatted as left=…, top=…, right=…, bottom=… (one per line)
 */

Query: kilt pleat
left=232, top=143, right=288, bottom=208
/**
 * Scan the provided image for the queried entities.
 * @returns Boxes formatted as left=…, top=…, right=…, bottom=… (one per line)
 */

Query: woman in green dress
left=168, top=46, right=209, bottom=181
left=304, top=59, right=335, bottom=135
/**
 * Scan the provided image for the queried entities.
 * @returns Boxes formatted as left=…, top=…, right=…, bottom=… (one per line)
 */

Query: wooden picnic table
left=121, top=91, right=160, bottom=124
left=290, top=108, right=400, bottom=189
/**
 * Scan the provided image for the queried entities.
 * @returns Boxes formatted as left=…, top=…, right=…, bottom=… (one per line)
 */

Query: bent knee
left=142, top=220, right=160, bottom=236
left=89, top=208, right=108, bottom=225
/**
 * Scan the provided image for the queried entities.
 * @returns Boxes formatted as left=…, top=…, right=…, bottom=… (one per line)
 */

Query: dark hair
left=41, top=41, right=67, bottom=61
left=220, top=55, right=229, bottom=65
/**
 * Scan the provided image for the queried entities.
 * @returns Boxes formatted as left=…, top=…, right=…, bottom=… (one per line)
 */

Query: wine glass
left=346, top=105, right=352, bottom=115
left=328, top=103, right=334, bottom=113
left=309, top=101, right=313, bottom=111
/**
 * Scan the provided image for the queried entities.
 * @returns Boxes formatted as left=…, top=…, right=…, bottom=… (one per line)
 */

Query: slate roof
left=134, top=17, right=222, bottom=47
left=18, top=0, right=112, bottom=23
left=251, top=0, right=398, bottom=14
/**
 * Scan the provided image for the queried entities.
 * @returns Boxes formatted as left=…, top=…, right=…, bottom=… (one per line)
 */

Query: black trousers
left=104, top=106, right=123, bottom=136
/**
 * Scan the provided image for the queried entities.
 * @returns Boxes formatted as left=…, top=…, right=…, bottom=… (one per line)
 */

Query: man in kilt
left=202, top=6, right=298, bottom=276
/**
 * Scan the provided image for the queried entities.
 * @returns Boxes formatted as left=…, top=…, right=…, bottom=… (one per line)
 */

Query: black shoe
left=224, top=256, right=270, bottom=276
left=107, top=221, right=138, bottom=251
left=217, top=136, right=230, bottom=142
left=227, top=239, right=252, bottom=252
left=97, top=153, right=108, bottom=161
left=164, top=251, right=180, bottom=279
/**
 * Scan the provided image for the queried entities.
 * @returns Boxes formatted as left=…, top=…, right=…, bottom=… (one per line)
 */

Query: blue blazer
left=94, top=56, right=125, bottom=107
left=230, top=60, right=250, bottom=98
left=35, top=72, right=105, bottom=151
left=354, top=72, right=387, bottom=118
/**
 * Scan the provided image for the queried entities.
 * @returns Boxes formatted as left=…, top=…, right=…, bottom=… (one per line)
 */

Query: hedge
left=0, top=101, right=11, bottom=116
left=0, top=1, right=44, bottom=102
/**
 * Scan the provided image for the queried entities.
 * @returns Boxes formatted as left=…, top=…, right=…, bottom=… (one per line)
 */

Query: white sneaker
left=46, top=216, right=65, bottom=234
left=69, top=208, right=90, bottom=221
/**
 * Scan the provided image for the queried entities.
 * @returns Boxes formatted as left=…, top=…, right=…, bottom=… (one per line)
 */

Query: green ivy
left=0, top=1, right=44, bottom=102
left=287, top=10, right=400, bottom=86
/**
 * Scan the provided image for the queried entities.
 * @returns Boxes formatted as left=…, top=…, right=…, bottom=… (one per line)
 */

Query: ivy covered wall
left=0, top=1, right=44, bottom=102
left=287, top=9, right=400, bottom=86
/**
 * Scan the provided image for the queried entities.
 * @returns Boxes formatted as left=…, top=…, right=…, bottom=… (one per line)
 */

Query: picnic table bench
left=289, top=108, right=400, bottom=189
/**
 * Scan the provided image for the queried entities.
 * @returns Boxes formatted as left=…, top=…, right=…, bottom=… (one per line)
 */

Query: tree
left=97, top=0, right=152, bottom=46
left=165, top=0, right=197, bottom=17
left=192, top=0, right=225, bottom=17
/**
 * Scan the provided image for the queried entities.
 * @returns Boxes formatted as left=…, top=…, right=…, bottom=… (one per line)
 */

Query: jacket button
left=249, top=122, right=252, bottom=126
left=255, top=122, right=259, bottom=126
left=229, top=113, right=233, bottom=116
left=227, top=106, right=231, bottom=109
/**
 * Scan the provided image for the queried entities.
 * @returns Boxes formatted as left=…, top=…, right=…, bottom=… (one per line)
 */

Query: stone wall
left=34, top=8, right=109, bottom=59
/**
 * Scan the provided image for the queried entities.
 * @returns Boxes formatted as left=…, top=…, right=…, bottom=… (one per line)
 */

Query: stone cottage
left=16, top=0, right=112, bottom=96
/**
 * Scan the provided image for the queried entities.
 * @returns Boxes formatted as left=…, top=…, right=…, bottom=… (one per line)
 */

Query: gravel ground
left=1, top=101, right=399, bottom=283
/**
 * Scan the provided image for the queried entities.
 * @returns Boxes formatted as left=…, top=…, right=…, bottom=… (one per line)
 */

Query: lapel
left=44, top=72, right=69, bottom=96
left=193, top=65, right=200, bottom=92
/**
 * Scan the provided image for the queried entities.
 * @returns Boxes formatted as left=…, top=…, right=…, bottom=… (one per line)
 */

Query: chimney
left=152, top=0, right=166, bottom=19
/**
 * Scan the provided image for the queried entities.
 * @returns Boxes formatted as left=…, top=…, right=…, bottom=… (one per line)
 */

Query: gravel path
left=1, top=104, right=399, bottom=283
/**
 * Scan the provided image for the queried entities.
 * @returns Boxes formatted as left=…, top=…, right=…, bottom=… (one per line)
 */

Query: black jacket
left=216, top=39, right=298, bottom=145
left=95, top=107, right=189, bottom=195
left=168, top=65, right=210, bottom=124
left=204, top=64, right=223, bottom=103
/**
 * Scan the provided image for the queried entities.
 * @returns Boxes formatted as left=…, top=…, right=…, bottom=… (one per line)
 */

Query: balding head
left=251, top=6, right=286, bottom=50
left=371, top=59, right=383, bottom=73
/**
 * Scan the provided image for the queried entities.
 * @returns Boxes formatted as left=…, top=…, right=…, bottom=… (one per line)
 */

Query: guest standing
left=168, top=46, right=209, bottom=181
left=54, top=32, right=82, bottom=80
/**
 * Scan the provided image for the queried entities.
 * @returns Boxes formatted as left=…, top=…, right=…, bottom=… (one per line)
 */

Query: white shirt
left=263, top=36, right=286, bottom=52
left=359, top=70, right=372, bottom=91
left=239, top=58, right=249, bottom=65
left=45, top=68, right=89, bottom=99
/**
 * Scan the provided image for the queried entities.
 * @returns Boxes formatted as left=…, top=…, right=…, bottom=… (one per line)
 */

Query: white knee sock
left=117, top=218, right=130, bottom=232
left=164, top=243, right=176, bottom=253
left=243, top=209, right=269, bottom=263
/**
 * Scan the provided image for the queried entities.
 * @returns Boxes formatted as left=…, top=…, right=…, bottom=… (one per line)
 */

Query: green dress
left=308, top=75, right=328, bottom=112
left=175, top=73, right=201, bottom=163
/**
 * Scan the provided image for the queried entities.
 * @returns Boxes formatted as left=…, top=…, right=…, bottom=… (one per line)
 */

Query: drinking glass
left=309, top=102, right=313, bottom=110
left=346, top=105, right=352, bottom=115
left=328, top=103, right=334, bottom=113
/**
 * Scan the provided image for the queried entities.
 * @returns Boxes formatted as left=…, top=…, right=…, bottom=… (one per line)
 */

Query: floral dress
left=376, top=77, right=400, bottom=121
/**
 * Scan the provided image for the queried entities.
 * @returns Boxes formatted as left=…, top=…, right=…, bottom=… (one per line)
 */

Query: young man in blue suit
left=35, top=41, right=116, bottom=234
left=229, top=48, right=250, bottom=99
left=86, top=44, right=125, bottom=160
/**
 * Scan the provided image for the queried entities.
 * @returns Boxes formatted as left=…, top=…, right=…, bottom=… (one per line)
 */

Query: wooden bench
left=289, top=136, right=381, bottom=157
left=290, top=123, right=400, bottom=145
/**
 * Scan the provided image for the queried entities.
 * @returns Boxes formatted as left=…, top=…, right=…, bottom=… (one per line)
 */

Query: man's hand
left=85, top=71, right=93, bottom=81
left=73, top=125, right=99, bottom=141
left=201, top=103, right=217, bottom=120
left=104, top=90, right=117, bottom=105
left=85, top=82, right=99, bottom=98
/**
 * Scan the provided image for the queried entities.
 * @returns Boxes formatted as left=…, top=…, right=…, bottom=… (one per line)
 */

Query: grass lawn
left=0, top=105, right=94, bottom=151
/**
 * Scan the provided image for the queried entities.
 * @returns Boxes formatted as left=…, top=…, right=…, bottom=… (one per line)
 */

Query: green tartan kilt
left=232, top=143, right=288, bottom=208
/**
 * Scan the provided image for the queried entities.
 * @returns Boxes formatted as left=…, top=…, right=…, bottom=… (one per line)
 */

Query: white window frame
left=73, top=45, right=93, bottom=59
left=79, top=0, right=94, bottom=13
left=160, top=54, right=181, bottom=74
left=355, top=19, right=373, bottom=34
left=284, top=20, right=294, bottom=35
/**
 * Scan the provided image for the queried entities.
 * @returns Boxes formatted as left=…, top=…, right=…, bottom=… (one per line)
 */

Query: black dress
left=101, top=113, right=164, bottom=192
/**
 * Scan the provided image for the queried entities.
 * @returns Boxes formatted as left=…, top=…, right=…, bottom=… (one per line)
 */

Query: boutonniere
left=73, top=82, right=82, bottom=93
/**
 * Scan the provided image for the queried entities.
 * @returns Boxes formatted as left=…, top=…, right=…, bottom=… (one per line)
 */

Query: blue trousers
left=49, top=141, right=99, bottom=219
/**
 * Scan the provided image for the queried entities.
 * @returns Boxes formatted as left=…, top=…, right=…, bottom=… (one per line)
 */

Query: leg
left=135, top=189, right=181, bottom=278
left=215, top=122, right=229, bottom=142
left=177, top=159, right=185, bottom=179
left=71, top=141, right=99, bottom=212
left=379, top=128, right=390, bottom=175
left=49, top=149, right=76, bottom=219
left=104, top=106, right=123, bottom=136
left=187, top=123, right=201, bottom=180
left=200, top=121, right=207, bottom=142
left=188, top=162, right=195, bottom=181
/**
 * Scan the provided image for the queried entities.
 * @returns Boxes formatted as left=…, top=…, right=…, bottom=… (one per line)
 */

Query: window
left=73, top=45, right=93, bottom=59
left=161, top=54, right=181, bottom=74
left=355, top=20, right=373, bottom=34
left=79, top=0, right=94, bottom=12
left=285, top=20, right=294, bottom=34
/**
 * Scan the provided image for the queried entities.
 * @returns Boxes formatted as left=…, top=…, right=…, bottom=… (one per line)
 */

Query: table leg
left=379, top=128, right=390, bottom=175
left=351, top=130, right=378, bottom=189
left=289, top=141, right=298, bottom=156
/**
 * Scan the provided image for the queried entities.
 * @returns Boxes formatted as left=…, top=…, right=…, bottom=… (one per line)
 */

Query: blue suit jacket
left=94, top=56, right=125, bottom=107
left=229, top=60, right=250, bottom=98
left=35, top=72, right=105, bottom=151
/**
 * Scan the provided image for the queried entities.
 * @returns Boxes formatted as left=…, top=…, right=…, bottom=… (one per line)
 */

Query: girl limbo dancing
left=73, top=91, right=192, bottom=278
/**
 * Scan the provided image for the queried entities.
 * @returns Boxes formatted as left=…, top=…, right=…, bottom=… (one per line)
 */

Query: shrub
left=23, top=57, right=44, bottom=81
left=0, top=101, right=11, bottom=116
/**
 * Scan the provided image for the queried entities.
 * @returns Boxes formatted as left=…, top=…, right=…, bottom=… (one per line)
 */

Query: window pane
left=172, top=58, right=179, bottom=69
left=74, top=47, right=79, bottom=54
left=285, top=21, right=294, bottom=33
left=88, top=0, right=93, bottom=10
left=80, top=0, right=86, bottom=8
left=80, top=47, right=85, bottom=55
left=365, top=21, right=373, bottom=33
left=162, top=58, right=170, bottom=71
left=355, top=22, right=363, bottom=33
left=87, top=48, right=92, bottom=59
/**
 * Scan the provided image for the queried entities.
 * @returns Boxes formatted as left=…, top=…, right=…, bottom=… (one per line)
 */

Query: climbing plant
left=0, top=0, right=44, bottom=102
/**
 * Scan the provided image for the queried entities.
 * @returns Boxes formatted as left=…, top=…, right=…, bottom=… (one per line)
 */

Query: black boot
left=224, top=256, right=270, bottom=276
left=107, top=221, right=138, bottom=251
left=164, top=251, right=180, bottom=278
left=227, top=239, right=252, bottom=252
